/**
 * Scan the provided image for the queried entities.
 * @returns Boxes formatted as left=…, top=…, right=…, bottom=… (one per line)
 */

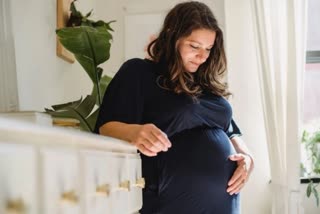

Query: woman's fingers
left=137, top=144, right=157, bottom=157
left=151, top=128, right=172, bottom=149
left=132, top=123, right=172, bottom=155
left=227, top=171, right=246, bottom=194
left=229, top=153, right=245, bottom=161
left=228, top=169, right=242, bottom=186
left=228, top=160, right=247, bottom=183
left=227, top=180, right=246, bottom=195
left=143, top=124, right=171, bottom=151
left=227, top=156, right=249, bottom=195
left=227, top=178, right=246, bottom=195
left=142, top=125, right=169, bottom=152
left=139, top=138, right=162, bottom=153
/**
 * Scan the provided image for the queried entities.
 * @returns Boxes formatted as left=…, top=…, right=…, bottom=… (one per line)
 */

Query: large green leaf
left=56, top=25, right=112, bottom=106
left=56, top=26, right=112, bottom=82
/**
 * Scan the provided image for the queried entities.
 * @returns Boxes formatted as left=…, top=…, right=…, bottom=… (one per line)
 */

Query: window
left=300, top=0, right=320, bottom=181
left=303, top=0, right=320, bottom=124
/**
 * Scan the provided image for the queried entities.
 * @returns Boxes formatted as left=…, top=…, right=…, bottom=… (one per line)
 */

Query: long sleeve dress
left=95, top=58, right=242, bottom=214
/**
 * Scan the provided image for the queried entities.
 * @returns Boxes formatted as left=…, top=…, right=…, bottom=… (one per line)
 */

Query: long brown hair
left=147, top=1, right=230, bottom=98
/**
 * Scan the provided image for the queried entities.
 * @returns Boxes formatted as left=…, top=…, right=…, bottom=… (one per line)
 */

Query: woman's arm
left=99, top=121, right=171, bottom=157
left=230, top=136, right=254, bottom=173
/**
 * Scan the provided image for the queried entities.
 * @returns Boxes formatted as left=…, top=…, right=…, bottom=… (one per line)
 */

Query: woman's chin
left=186, top=68, right=198, bottom=73
left=184, top=66, right=198, bottom=73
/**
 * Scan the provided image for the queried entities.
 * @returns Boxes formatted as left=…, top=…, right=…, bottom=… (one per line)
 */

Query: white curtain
left=0, top=0, right=19, bottom=111
left=250, top=0, right=307, bottom=213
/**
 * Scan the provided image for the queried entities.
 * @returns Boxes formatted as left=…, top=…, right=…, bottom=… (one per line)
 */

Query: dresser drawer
left=81, top=150, right=129, bottom=214
left=41, top=148, right=80, bottom=214
left=0, top=143, right=38, bottom=214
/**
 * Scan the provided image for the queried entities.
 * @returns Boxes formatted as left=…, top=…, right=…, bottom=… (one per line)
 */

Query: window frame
left=306, top=50, right=320, bottom=64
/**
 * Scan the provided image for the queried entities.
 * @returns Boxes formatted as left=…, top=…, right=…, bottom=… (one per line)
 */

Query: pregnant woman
left=95, top=2, right=254, bottom=214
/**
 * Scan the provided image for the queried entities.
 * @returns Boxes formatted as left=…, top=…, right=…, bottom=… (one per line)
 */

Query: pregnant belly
left=157, top=127, right=237, bottom=199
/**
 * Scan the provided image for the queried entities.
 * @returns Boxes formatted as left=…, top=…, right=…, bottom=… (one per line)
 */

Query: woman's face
left=177, top=28, right=216, bottom=73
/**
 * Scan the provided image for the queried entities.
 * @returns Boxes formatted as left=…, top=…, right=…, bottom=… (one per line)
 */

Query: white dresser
left=0, top=117, right=144, bottom=214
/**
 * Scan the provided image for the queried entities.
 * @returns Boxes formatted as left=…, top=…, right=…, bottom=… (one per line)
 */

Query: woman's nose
left=196, top=49, right=209, bottom=62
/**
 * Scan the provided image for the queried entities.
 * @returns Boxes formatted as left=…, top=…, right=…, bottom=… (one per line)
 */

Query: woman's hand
left=129, top=123, right=172, bottom=157
left=227, top=153, right=254, bottom=195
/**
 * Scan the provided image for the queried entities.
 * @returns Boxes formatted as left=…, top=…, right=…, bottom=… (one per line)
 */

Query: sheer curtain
left=250, top=0, right=307, bottom=213
left=0, top=0, right=19, bottom=111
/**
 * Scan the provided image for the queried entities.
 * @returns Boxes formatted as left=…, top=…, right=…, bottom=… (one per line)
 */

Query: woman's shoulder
left=122, top=58, right=156, bottom=70
left=116, top=58, right=159, bottom=79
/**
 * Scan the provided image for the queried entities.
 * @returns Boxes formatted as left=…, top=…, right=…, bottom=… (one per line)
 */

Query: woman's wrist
left=126, top=124, right=142, bottom=143
left=244, top=153, right=254, bottom=174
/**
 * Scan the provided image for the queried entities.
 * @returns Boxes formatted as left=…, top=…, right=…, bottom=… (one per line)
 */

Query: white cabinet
left=0, top=118, right=143, bottom=214
left=0, top=143, right=38, bottom=214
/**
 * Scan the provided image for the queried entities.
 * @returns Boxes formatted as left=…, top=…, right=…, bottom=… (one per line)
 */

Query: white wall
left=10, top=0, right=95, bottom=111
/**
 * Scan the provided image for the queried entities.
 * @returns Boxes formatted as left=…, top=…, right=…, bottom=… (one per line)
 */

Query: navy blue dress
left=95, top=58, right=242, bottom=214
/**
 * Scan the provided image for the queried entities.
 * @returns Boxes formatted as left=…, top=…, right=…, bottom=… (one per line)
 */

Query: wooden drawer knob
left=61, top=190, right=78, bottom=204
left=119, top=180, right=130, bottom=191
left=6, top=198, right=26, bottom=214
left=133, top=177, right=145, bottom=189
left=96, top=184, right=110, bottom=197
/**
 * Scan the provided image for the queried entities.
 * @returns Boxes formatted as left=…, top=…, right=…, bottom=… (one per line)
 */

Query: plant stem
left=95, top=68, right=102, bottom=105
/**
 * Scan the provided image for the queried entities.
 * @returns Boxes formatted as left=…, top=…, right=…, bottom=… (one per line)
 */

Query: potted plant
left=301, top=128, right=320, bottom=206
left=45, top=0, right=114, bottom=132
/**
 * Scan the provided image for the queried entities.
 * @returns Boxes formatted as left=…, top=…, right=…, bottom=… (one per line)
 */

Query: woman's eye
left=206, top=48, right=212, bottom=52
left=190, top=45, right=199, bottom=49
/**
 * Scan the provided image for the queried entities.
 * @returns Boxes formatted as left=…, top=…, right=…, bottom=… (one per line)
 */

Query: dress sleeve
left=94, top=59, right=145, bottom=134
left=225, top=119, right=242, bottom=139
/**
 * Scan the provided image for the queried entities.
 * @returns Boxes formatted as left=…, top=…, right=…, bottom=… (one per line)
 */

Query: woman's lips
left=190, top=62, right=200, bottom=66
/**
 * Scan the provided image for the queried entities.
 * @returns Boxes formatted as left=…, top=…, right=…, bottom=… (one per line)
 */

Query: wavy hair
left=147, top=1, right=230, bottom=98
